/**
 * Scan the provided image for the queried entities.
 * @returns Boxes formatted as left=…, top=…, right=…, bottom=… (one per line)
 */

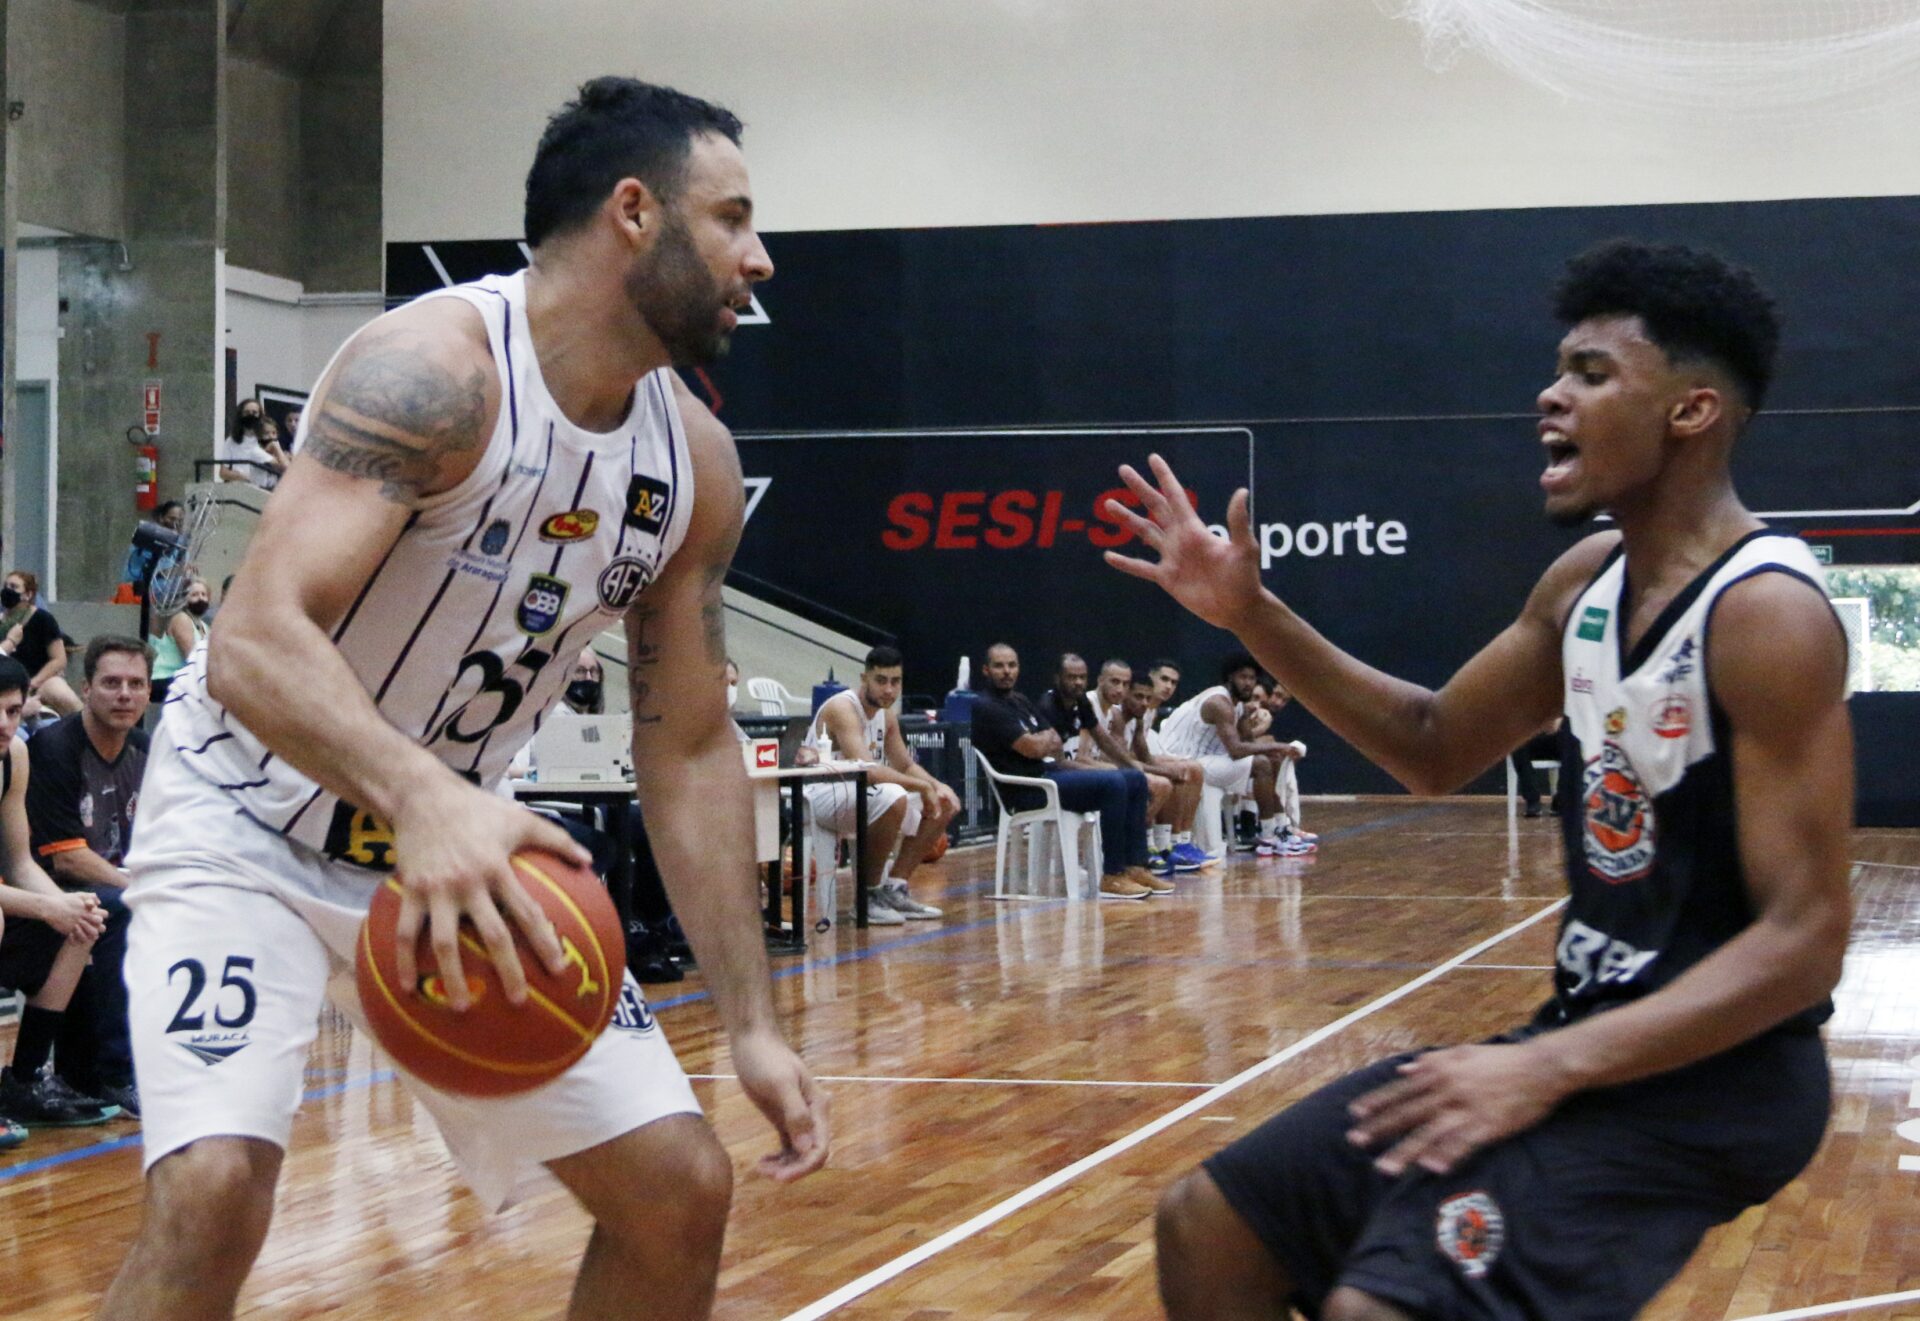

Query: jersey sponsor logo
left=1604, top=706, right=1627, bottom=735
left=1581, top=742, right=1656, bottom=883
left=1570, top=670, right=1594, bottom=694
left=323, top=802, right=398, bottom=870
left=1435, top=1190, right=1504, bottom=1279
left=1657, top=637, right=1697, bottom=684
left=610, top=973, right=657, bottom=1034
left=1555, top=918, right=1658, bottom=995
left=517, top=574, right=570, bottom=636
left=596, top=556, right=653, bottom=611
left=480, top=518, right=511, bottom=557
left=1651, top=694, right=1691, bottom=739
left=539, top=509, right=601, bottom=543
left=1576, top=605, right=1610, bottom=642
left=624, top=475, right=672, bottom=533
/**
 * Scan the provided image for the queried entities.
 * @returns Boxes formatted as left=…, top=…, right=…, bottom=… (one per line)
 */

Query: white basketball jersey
left=807, top=689, right=886, bottom=764
left=161, top=270, right=695, bottom=871
left=1159, top=685, right=1236, bottom=760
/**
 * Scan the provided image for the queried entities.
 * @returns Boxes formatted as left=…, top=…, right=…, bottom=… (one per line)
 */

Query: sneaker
left=626, top=921, right=686, bottom=985
left=1294, top=829, right=1320, bottom=843
left=1098, top=873, right=1152, bottom=900
left=82, top=1079, right=140, bottom=1121
left=0, top=1070, right=117, bottom=1127
left=882, top=882, right=943, bottom=921
left=861, top=890, right=907, bottom=924
left=1169, top=842, right=1215, bottom=871
left=0, top=1118, right=24, bottom=1150
left=1127, top=866, right=1177, bottom=895
left=1148, top=849, right=1173, bottom=873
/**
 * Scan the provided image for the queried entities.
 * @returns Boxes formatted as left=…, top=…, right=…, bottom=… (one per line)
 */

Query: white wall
left=222, top=265, right=380, bottom=421
left=386, top=0, right=1920, bottom=240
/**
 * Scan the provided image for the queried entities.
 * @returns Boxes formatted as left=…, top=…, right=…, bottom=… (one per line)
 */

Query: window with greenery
left=1824, top=565, right=1920, bottom=692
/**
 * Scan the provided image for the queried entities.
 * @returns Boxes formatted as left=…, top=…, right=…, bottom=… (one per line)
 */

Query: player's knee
left=604, top=1128, right=733, bottom=1257
left=1155, top=1169, right=1223, bottom=1269
left=145, top=1140, right=279, bottom=1265
left=879, top=795, right=909, bottom=827
left=1252, top=757, right=1276, bottom=784
left=1323, top=1286, right=1414, bottom=1321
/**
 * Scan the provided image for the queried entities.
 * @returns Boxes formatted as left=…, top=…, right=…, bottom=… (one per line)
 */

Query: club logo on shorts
left=1576, top=605, right=1610, bottom=642
left=624, top=475, right=672, bottom=533
left=480, top=518, right=511, bottom=557
left=610, top=974, right=656, bottom=1034
left=175, top=1032, right=252, bottom=1066
left=596, top=556, right=653, bottom=612
left=517, top=574, right=570, bottom=636
left=1651, top=694, right=1691, bottom=740
left=1581, top=742, right=1656, bottom=884
left=539, top=509, right=601, bottom=543
left=1435, top=1190, right=1504, bottom=1279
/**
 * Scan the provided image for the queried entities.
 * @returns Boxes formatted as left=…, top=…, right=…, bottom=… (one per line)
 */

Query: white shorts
left=123, top=727, right=700, bottom=1213
left=803, top=778, right=920, bottom=838
left=1195, top=753, right=1257, bottom=796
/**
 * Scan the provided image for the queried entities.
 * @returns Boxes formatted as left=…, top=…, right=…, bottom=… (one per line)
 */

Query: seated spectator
left=566, top=647, right=606, bottom=713
left=1102, top=666, right=1215, bottom=874
left=1511, top=715, right=1567, bottom=818
left=282, top=407, right=304, bottom=453
left=0, top=657, right=117, bottom=1136
left=0, top=571, right=80, bottom=716
left=1158, top=652, right=1314, bottom=857
left=1145, top=657, right=1183, bottom=747
left=218, top=400, right=289, bottom=489
left=804, top=645, right=957, bottom=925
left=1039, top=653, right=1136, bottom=767
left=971, top=643, right=1163, bottom=899
left=1243, top=674, right=1317, bottom=846
left=149, top=576, right=211, bottom=708
left=26, top=635, right=152, bottom=1113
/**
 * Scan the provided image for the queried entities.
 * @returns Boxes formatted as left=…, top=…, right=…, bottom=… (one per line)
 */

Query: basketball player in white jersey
left=802, top=645, right=957, bottom=922
left=1111, top=241, right=1852, bottom=1321
left=1158, top=654, right=1312, bottom=856
left=102, top=79, right=827, bottom=1320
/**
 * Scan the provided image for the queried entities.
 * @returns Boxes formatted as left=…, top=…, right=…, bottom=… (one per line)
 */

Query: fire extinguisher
left=135, top=444, right=159, bottom=511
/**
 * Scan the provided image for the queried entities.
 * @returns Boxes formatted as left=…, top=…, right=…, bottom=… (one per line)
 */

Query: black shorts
left=1204, top=1029, right=1829, bottom=1320
left=0, top=913, right=68, bottom=998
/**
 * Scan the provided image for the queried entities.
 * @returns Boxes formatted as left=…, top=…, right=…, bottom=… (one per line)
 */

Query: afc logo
left=610, top=975, right=656, bottom=1034
left=597, top=556, right=653, bottom=612
left=625, top=475, right=671, bottom=534
left=1581, top=742, right=1656, bottom=883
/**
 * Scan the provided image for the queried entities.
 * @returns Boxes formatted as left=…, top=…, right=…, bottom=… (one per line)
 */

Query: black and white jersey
left=1545, top=529, right=1835, bottom=1032
left=162, top=270, right=695, bottom=872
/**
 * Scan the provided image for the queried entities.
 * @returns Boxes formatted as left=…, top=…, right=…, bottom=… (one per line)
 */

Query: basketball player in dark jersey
left=1107, top=241, right=1851, bottom=1320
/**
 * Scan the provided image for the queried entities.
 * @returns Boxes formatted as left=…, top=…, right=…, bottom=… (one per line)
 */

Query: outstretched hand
left=1102, top=455, right=1267, bottom=631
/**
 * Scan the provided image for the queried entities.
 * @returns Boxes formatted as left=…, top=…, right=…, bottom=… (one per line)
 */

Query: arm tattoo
left=700, top=565, right=728, bottom=665
left=306, top=331, right=489, bottom=504
left=626, top=605, right=664, bottom=726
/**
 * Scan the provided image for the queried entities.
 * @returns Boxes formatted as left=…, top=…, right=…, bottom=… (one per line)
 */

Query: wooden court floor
left=3, top=798, right=1917, bottom=1319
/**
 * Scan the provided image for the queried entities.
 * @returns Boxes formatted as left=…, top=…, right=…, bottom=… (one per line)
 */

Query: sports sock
left=1260, top=814, right=1283, bottom=841
left=10, top=1006, right=62, bottom=1078
left=1152, top=824, right=1173, bottom=852
left=1174, top=830, right=1194, bottom=846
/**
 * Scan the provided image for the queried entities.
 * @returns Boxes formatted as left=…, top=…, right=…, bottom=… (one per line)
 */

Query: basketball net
left=148, top=489, right=220, bottom=616
left=1386, top=0, right=1920, bottom=119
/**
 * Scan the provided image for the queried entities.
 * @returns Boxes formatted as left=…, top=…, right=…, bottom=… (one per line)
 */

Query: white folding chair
left=1195, top=783, right=1226, bottom=854
left=973, top=748, right=1103, bottom=901
left=746, top=676, right=803, bottom=716
left=1504, top=754, right=1562, bottom=834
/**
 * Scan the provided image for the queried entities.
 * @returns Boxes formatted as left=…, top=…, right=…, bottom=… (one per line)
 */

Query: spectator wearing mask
left=0, top=570, right=79, bottom=717
left=0, top=657, right=117, bottom=1138
left=25, top=635, right=153, bottom=1114
left=566, top=647, right=605, bottom=713
left=217, top=400, right=289, bottom=489
left=149, top=577, right=212, bottom=708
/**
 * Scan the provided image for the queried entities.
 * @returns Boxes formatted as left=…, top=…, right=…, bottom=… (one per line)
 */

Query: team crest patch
left=517, top=574, right=570, bottom=636
left=539, top=509, right=600, bottom=543
left=480, top=518, right=511, bottom=557
left=1581, top=742, right=1656, bottom=884
left=1436, top=1190, right=1504, bottom=1279
left=610, top=973, right=657, bottom=1034
left=624, top=474, right=671, bottom=533
left=597, top=556, right=653, bottom=611
left=1604, top=706, right=1627, bottom=736
left=1651, top=695, right=1690, bottom=740
left=1576, top=605, right=1609, bottom=642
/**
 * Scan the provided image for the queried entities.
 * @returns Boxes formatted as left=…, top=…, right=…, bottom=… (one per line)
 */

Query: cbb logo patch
left=1435, top=1190, right=1504, bottom=1279
left=517, top=573, right=570, bottom=636
left=1581, top=742, right=1656, bottom=884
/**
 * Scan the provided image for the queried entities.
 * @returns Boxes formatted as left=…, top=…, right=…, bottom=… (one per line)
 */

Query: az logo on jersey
left=539, top=509, right=600, bottom=543
left=624, top=475, right=672, bottom=534
left=517, top=574, right=570, bottom=636
left=1581, top=742, right=1656, bottom=884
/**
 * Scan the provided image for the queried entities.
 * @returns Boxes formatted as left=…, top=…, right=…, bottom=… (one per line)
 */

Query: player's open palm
left=731, top=1028, right=831, bottom=1182
left=1102, top=454, right=1266, bottom=630
left=389, top=775, right=587, bottom=1012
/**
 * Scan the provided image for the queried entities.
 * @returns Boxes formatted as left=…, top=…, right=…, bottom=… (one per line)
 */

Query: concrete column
left=2, top=0, right=18, bottom=568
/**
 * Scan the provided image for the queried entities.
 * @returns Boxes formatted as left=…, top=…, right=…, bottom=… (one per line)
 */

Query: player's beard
left=628, top=211, right=730, bottom=368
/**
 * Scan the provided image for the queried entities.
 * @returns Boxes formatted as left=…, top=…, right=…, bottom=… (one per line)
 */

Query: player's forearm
left=1524, top=913, right=1847, bottom=1096
left=206, top=607, right=448, bottom=822
left=1091, top=727, right=1138, bottom=768
left=638, top=735, right=777, bottom=1038
left=0, top=884, right=63, bottom=920
left=4, top=856, right=62, bottom=899
left=51, top=847, right=127, bottom=890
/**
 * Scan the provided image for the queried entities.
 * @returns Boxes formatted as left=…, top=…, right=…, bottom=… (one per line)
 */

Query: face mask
left=239, top=414, right=261, bottom=433
left=0, top=588, right=20, bottom=610
left=185, top=600, right=210, bottom=617
left=726, top=684, right=739, bottom=709
left=565, top=680, right=601, bottom=710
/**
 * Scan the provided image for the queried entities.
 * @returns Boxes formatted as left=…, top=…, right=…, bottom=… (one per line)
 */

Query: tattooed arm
left=625, top=376, right=829, bottom=1181
left=206, top=298, right=576, bottom=1007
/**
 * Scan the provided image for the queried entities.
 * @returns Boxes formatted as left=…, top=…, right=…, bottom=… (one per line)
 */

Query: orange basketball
left=354, top=849, right=626, bottom=1097
left=926, top=829, right=950, bottom=862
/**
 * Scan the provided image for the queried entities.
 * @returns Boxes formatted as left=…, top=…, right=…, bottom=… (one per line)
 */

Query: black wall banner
left=390, top=195, right=1920, bottom=795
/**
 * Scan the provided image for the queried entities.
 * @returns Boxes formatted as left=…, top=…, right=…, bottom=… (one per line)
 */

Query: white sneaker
left=861, top=890, right=906, bottom=924
left=883, top=882, right=943, bottom=920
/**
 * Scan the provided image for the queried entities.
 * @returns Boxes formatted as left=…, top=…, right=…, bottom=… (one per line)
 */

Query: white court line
left=1457, top=964, right=1554, bottom=971
left=1737, top=1289, right=1920, bottom=1320
left=690, top=1073, right=1213, bottom=1090
left=1186, top=894, right=1562, bottom=902
left=777, top=895, right=1569, bottom=1321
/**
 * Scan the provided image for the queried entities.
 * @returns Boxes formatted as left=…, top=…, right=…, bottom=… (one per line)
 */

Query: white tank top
left=1159, top=685, right=1236, bottom=759
left=162, top=270, right=696, bottom=869
left=807, top=689, right=886, bottom=763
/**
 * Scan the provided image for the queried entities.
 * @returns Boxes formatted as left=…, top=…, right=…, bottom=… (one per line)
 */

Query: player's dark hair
left=1150, top=659, right=1181, bottom=675
left=1220, top=652, right=1258, bottom=683
left=525, top=77, right=745, bottom=247
left=1554, top=239, right=1781, bottom=411
left=1055, top=652, right=1086, bottom=677
left=0, top=657, right=29, bottom=701
left=1128, top=668, right=1156, bottom=689
left=84, top=634, right=154, bottom=683
left=865, top=644, right=904, bottom=672
left=1098, top=657, right=1130, bottom=677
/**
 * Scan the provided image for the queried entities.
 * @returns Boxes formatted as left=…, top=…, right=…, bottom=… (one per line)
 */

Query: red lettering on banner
left=1088, top=486, right=1138, bottom=549
left=985, top=490, right=1037, bottom=548
left=935, top=492, right=986, bottom=548
left=1038, top=491, right=1063, bottom=548
left=883, top=492, right=933, bottom=550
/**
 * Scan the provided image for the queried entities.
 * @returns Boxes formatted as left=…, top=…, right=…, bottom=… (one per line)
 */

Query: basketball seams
left=509, top=854, right=617, bottom=1021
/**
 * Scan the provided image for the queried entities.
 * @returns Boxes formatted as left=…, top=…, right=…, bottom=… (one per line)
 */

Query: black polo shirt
left=1037, top=688, right=1101, bottom=750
